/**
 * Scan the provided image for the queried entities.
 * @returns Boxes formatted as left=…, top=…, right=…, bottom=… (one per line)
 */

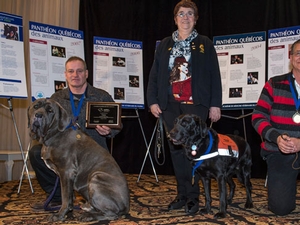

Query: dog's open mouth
left=169, top=138, right=184, bottom=145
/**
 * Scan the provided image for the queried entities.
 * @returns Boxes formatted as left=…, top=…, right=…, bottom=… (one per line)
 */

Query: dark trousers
left=29, top=144, right=61, bottom=202
left=162, top=100, right=208, bottom=199
left=262, top=150, right=300, bottom=216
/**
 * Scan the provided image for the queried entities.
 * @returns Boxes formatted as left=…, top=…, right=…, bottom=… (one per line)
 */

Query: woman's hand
left=150, top=104, right=162, bottom=118
left=209, top=107, right=221, bottom=123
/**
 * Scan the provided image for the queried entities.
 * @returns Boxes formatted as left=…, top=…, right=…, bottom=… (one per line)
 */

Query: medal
left=293, top=112, right=300, bottom=123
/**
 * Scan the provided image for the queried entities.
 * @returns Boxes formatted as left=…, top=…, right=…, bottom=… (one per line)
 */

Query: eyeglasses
left=66, top=69, right=85, bottom=74
left=292, top=51, right=300, bottom=57
left=177, top=11, right=194, bottom=18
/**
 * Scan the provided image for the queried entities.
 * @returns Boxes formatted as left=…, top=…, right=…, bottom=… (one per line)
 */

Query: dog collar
left=191, top=130, right=213, bottom=184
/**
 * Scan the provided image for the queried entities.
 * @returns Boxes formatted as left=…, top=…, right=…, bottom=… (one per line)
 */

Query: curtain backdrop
left=0, top=0, right=79, bottom=162
left=79, top=0, right=300, bottom=177
left=0, top=0, right=299, bottom=179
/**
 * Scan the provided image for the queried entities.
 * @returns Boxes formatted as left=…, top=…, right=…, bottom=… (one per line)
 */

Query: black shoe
left=30, top=200, right=61, bottom=210
left=168, top=196, right=186, bottom=210
left=185, top=198, right=199, bottom=214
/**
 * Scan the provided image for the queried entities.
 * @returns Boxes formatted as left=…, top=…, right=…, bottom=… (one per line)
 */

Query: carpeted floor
left=0, top=174, right=300, bottom=224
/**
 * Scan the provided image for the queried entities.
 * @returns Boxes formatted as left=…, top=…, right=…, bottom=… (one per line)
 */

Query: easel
left=220, top=109, right=253, bottom=141
left=0, top=98, right=34, bottom=193
left=110, top=109, right=158, bottom=183
left=137, top=117, right=159, bottom=182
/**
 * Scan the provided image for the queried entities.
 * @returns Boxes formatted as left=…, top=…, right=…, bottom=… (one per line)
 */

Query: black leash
left=43, top=175, right=81, bottom=211
left=43, top=176, right=61, bottom=211
left=154, top=115, right=167, bottom=166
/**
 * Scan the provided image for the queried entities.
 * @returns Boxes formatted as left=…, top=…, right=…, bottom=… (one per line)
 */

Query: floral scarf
left=168, top=29, right=198, bottom=69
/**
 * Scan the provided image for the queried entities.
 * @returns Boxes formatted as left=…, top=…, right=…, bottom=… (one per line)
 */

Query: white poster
left=93, top=37, right=144, bottom=109
left=213, top=32, right=266, bottom=109
left=268, top=26, right=300, bottom=79
left=29, top=21, right=84, bottom=100
left=0, top=12, right=27, bottom=98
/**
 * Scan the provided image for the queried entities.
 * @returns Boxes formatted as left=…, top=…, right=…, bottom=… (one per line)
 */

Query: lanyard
left=69, top=90, right=85, bottom=120
left=288, top=75, right=300, bottom=111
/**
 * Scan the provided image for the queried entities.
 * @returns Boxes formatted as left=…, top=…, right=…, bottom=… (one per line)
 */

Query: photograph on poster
left=113, top=57, right=126, bottom=67
left=129, top=75, right=139, bottom=87
left=54, top=80, right=67, bottom=92
left=229, top=87, right=243, bottom=98
left=2, top=24, right=19, bottom=41
left=51, top=45, right=66, bottom=58
left=114, top=87, right=125, bottom=100
left=247, top=72, right=258, bottom=85
left=231, top=54, right=243, bottom=64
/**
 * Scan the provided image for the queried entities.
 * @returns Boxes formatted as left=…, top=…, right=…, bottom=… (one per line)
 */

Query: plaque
left=86, top=102, right=122, bottom=129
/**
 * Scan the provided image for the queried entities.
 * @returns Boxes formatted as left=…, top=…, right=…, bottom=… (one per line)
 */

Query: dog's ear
left=200, top=120, right=208, bottom=138
left=194, top=115, right=208, bottom=138
left=57, top=102, right=70, bottom=131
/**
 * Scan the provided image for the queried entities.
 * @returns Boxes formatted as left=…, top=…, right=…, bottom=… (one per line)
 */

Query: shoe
left=185, top=198, right=199, bottom=214
left=30, top=200, right=62, bottom=210
left=168, top=196, right=186, bottom=210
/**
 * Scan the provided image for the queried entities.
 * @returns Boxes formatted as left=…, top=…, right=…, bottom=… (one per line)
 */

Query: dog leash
left=43, top=176, right=81, bottom=211
left=43, top=176, right=61, bottom=211
left=154, top=115, right=166, bottom=166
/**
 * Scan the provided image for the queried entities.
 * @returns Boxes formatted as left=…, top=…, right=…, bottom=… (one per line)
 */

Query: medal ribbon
left=288, top=75, right=300, bottom=111
left=69, top=90, right=85, bottom=127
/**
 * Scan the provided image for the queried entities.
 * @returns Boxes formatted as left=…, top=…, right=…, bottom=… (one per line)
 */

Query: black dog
left=169, top=114, right=253, bottom=218
left=28, top=98, right=130, bottom=222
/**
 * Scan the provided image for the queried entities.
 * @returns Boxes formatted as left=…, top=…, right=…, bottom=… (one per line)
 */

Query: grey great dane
left=28, top=98, right=130, bottom=222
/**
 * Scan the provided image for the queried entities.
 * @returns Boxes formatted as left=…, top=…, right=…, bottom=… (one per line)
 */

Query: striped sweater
left=252, top=72, right=300, bottom=152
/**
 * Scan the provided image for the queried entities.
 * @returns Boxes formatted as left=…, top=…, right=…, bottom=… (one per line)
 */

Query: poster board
left=213, top=31, right=266, bottom=109
left=0, top=12, right=27, bottom=98
left=29, top=21, right=84, bottom=100
left=93, top=36, right=144, bottom=109
left=268, top=25, right=300, bottom=79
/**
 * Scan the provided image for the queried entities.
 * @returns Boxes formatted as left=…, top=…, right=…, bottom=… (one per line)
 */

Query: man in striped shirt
left=252, top=39, right=300, bottom=216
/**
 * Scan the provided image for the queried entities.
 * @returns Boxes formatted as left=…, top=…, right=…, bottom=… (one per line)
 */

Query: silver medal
left=292, top=112, right=300, bottom=123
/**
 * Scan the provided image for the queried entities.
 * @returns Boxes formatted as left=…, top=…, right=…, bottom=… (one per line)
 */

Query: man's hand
left=95, top=125, right=111, bottom=136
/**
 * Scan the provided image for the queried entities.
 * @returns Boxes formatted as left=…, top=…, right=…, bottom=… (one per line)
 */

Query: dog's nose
left=35, top=112, right=43, bottom=118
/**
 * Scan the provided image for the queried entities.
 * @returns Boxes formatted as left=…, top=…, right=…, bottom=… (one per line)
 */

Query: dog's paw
left=245, top=201, right=254, bottom=209
left=48, top=213, right=66, bottom=222
left=199, top=208, right=212, bottom=215
left=227, top=199, right=232, bottom=205
left=213, top=212, right=226, bottom=219
left=79, top=214, right=97, bottom=222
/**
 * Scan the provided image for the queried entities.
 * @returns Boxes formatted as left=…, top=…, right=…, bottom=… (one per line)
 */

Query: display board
left=0, top=12, right=27, bottom=98
left=29, top=21, right=84, bottom=100
left=268, top=25, right=300, bottom=79
left=213, top=31, right=266, bottom=109
left=93, top=37, right=144, bottom=109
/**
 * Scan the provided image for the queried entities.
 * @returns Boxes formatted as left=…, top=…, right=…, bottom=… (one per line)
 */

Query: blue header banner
left=29, top=21, right=84, bottom=40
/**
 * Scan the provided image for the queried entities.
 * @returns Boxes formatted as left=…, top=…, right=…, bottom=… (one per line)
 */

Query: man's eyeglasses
left=292, top=51, right=300, bottom=57
left=177, top=11, right=194, bottom=18
left=66, top=69, right=85, bottom=74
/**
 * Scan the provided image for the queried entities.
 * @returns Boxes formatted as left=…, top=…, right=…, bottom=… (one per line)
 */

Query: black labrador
left=28, top=98, right=130, bottom=222
left=168, top=114, right=253, bottom=218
